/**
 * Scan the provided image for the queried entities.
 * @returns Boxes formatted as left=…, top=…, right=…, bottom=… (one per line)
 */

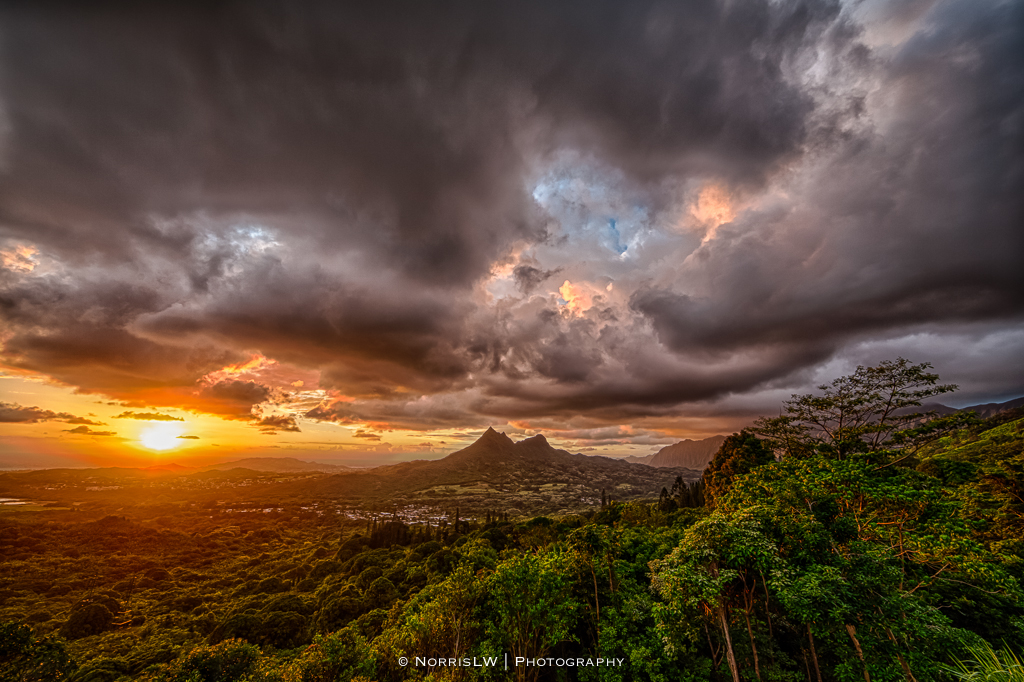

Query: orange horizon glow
left=0, top=368, right=732, bottom=469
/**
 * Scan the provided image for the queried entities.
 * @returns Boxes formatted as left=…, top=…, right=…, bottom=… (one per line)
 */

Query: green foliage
left=68, top=657, right=129, bottom=682
left=946, top=643, right=1024, bottom=682
left=283, top=629, right=372, bottom=682
left=312, top=584, right=365, bottom=635
left=704, top=430, right=774, bottom=506
left=372, top=562, right=484, bottom=679
left=155, top=639, right=259, bottom=682
left=364, top=577, right=398, bottom=610
left=755, top=358, right=958, bottom=459
left=60, top=603, right=115, bottom=640
left=0, top=621, right=77, bottom=682
left=3, top=359, right=1023, bottom=682
left=484, top=551, right=579, bottom=680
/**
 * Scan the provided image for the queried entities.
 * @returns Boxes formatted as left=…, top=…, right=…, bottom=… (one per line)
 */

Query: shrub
left=261, top=594, right=311, bottom=615
left=287, top=629, right=372, bottom=682
left=60, top=604, right=114, bottom=640
left=308, top=560, right=341, bottom=581
left=209, top=611, right=308, bottom=649
left=68, top=657, right=129, bottom=682
left=158, top=639, right=260, bottom=682
left=354, top=567, right=382, bottom=591
left=364, top=577, right=398, bottom=611
left=253, top=577, right=288, bottom=594
left=0, top=621, right=77, bottom=681
left=313, top=586, right=363, bottom=632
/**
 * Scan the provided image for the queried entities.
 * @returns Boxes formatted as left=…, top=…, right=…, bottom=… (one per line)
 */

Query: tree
left=704, top=431, right=774, bottom=506
left=0, top=622, right=76, bottom=682
left=755, top=358, right=959, bottom=460
left=157, top=639, right=260, bottom=682
left=484, top=551, right=579, bottom=682
left=651, top=510, right=780, bottom=682
left=720, top=451, right=1013, bottom=682
left=376, top=564, right=483, bottom=681
left=291, top=628, right=373, bottom=682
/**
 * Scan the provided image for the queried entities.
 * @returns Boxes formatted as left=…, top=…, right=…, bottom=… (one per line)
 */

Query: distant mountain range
left=921, top=396, right=1024, bottom=418
left=276, top=427, right=697, bottom=514
left=619, top=396, right=1024, bottom=471
left=200, top=458, right=350, bottom=473
left=622, top=435, right=728, bottom=469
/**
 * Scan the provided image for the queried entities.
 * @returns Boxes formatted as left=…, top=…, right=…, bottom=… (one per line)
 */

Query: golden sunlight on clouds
left=558, top=279, right=594, bottom=314
left=688, top=183, right=737, bottom=244
left=200, top=353, right=277, bottom=384
left=0, top=244, right=38, bottom=273
left=139, top=422, right=185, bottom=451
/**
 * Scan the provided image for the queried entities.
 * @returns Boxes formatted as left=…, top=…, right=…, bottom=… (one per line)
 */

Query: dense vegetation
left=1, top=360, right=1022, bottom=681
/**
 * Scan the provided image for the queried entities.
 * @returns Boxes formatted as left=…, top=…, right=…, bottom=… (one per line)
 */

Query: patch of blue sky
left=530, top=170, right=652, bottom=258
left=607, top=219, right=627, bottom=255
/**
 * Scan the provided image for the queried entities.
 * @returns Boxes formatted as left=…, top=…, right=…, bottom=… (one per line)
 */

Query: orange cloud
left=0, top=401, right=103, bottom=425
left=0, top=245, right=38, bottom=273
left=558, top=279, right=598, bottom=314
left=114, top=411, right=184, bottom=421
left=687, top=182, right=738, bottom=243
left=65, top=425, right=117, bottom=436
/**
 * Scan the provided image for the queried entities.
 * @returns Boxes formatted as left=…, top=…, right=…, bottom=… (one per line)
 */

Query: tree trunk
left=845, top=624, right=871, bottom=682
left=883, top=625, right=917, bottom=682
left=719, top=606, right=742, bottom=682
left=807, top=624, right=823, bottom=682
left=758, top=572, right=776, bottom=666
left=743, top=604, right=762, bottom=682
left=705, top=622, right=722, bottom=667
left=801, top=648, right=813, bottom=682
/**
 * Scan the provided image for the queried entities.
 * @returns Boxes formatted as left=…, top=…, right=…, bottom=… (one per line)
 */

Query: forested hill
left=200, top=458, right=350, bottom=473
left=276, top=427, right=697, bottom=513
left=905, top=395, right=1024, bottom=418
left=3, top=398, right=1022, bottom=682
left=3, top=361, right=1023, bottom=682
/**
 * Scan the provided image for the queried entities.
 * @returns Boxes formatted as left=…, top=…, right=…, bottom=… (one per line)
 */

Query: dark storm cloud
left=0, top=0, right=829, bottom=270
left=198, top=380, right=273, bottom=417
left=513, top=265, right=562, bottom=294
left=0, top=269, right=242, bottom=396
left=0, top=0, right=1021, bottom=433
left=2, top=0, right=836, bottom=417
left=0, top=401, right=103, bottom=425
left=252, top=414, right=300, bottom=433
left=626, top=0, right=1024, bottom=391
left=136, top=260, right=471, bottom=396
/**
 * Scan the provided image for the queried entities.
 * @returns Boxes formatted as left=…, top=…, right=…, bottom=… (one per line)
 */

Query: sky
left=1, top=0, right=1022, bottom=468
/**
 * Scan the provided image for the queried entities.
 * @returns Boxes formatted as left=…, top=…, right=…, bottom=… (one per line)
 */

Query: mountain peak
left=478, top=427, right=515, bottom=447
left=512, top=433, right=560, bottom=460
left=442, top=428, right=549, bottom=466
left=647, top=435, right=727, bottom=469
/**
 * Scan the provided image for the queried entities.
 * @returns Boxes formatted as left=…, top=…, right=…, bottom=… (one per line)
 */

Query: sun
left=139, top=422, right=185, bottom=451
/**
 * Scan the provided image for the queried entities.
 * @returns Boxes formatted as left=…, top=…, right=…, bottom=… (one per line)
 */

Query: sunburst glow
left=139, top=422, right=185, bottom=451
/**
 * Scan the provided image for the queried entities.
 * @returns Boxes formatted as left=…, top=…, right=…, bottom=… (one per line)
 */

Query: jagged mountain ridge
left=622, top=435, right=728, bottom=469
left=281, top=427, right=697, bottom=514
left=621, top=396, right=1024, bottom=470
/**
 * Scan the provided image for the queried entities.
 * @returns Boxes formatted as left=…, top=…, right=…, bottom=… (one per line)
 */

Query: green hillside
left=2, top=363, right=1022, bottom=682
